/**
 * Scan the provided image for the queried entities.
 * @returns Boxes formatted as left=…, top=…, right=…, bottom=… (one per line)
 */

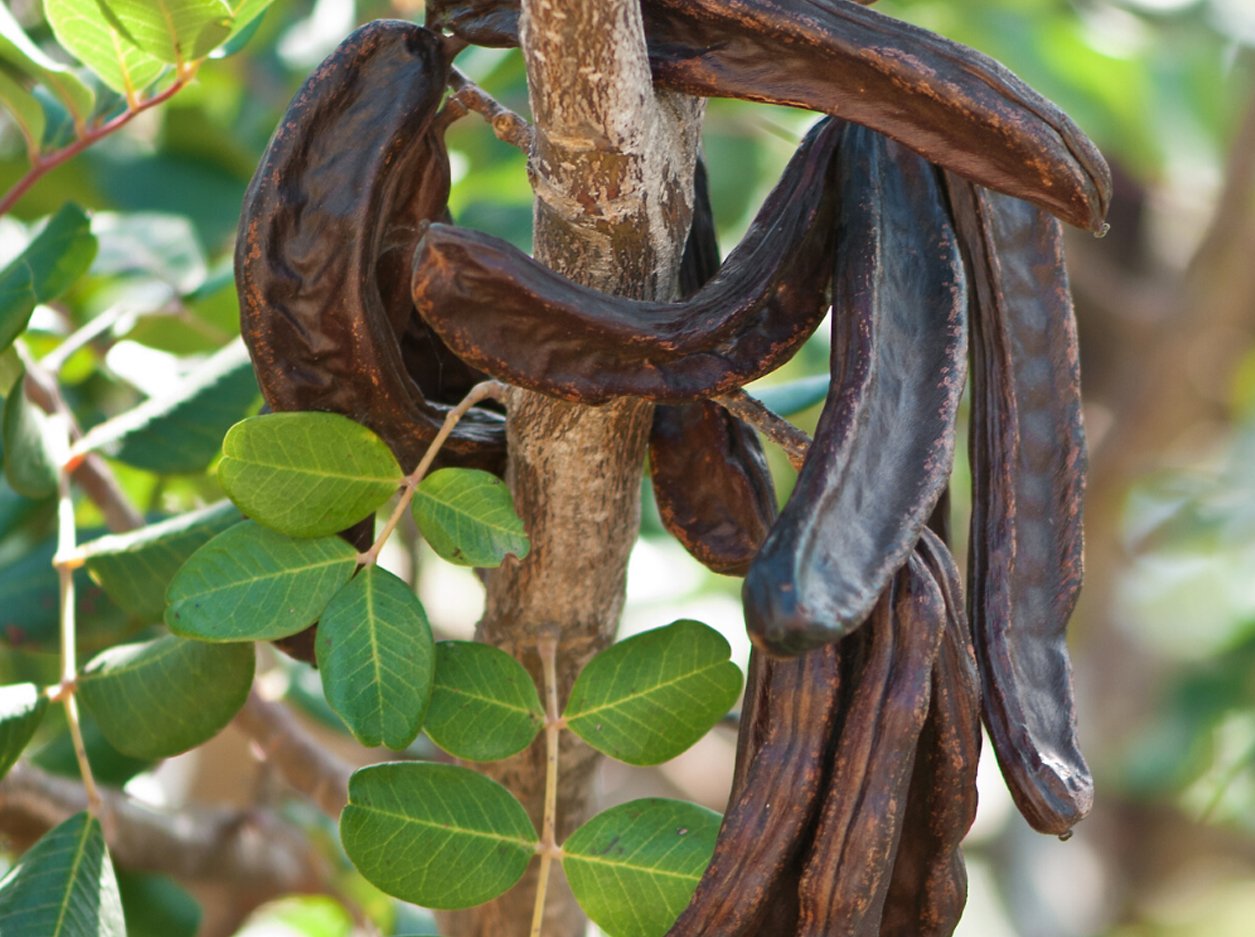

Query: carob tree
left=236, top=0, right=1107, bottom=933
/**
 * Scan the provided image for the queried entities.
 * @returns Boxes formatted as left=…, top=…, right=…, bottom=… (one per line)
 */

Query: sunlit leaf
left=0, top=811, right=126, bottom=937
left=0, top=683, right=48, bottom=779
left=316, top=566, right=434, bottom=750
left=104, top=0, right=232, bottom=67
left=0, top=4, right=95, bottom=122
left=413, top=468, right=529, bottom=568
left=0, top=204, right=97, bottom=352
left=3, top=371, right=62, bottom=499
left=341, top=762, right=536, bottom=909
left=165, top=520, right=357, bottom=641
left=563, top=799, right=720, bottom=937
left=564, top=620, right=742, bottom=766
left=218, top=412, right=402, bottom=538
left=45, top=0, right=166, bottom=98
left=90, top=211, right=208, bottom=293
left=424, top=641, right=543, bottom=762
left=0, top=70, right=46, bottom=156
left=78, top=634, right=254, bottom=759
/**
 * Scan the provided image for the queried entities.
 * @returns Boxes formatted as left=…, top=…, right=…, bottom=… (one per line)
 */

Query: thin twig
left=448, top=68, right=534, bottom=151
left=714, top=390, right=812, bottom=470
left=531, top=633, right=562, bottom=937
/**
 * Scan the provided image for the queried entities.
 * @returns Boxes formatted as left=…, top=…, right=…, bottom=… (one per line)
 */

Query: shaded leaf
left=45, top=0, right=166, bottom=98
left=564, top=620, right=742, bottom=765
left=82, top=500, right=241, bottom=621
left=0, top=70, right=46, bottom=156
left=0, top=204, right=97, bottom=353
left=32, top=711, right=152, bottom=786
left=90, top=211, right=208, bottom=293
left=164, top=519, right=357, bottom=641
left=3, top=371, right=62, bottom=498
left=0, top=811, right=126, bottom=937
left=78, top=634, right=254, bottom=759
left=316, top=566, right=434, bottom=750
left=107, top=0, right=233, bottom=66
left=752, top=374, right=830, bottom=418
left=218, top=411, right=402, bottom=538
left=0, top=4, right=95, bottom=122
left=341, top=762, right=536, bottom=909
left=413, top=468, right=529, bottom=567
left=563, top=798, right=721, bottom=937
left=0, top=682, right=48, bottom=779
left=424, top=641, right=543, bottom=762
left=117, top=870, right=201, bottom=937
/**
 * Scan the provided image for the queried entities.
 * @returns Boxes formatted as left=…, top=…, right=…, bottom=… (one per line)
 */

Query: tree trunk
left=437, top=2, right=703, bottom=935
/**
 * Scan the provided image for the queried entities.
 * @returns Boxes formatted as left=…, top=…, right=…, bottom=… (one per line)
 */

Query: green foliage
left=563, top=798, right=721, bottom=937
left=165, top=519, right=357, bottom=641
left=218, top=412, right=402, bottom=538
left=0, top=4, right=95, bottom=124
left=752, top=374, right=830, bottom=417
left=0, top=682, right=48, bottom=778
left=32, top=711, right=153, bottom=786
left=0, top=204, right=96, bottom=353
left=315, top=566, right=435, bottom=750
left=0, top=811, right=126, bottom=937
left=424, top=640, right=544, bottom=761
left=413, top=468, right=530, bottom=568
left=564, top=620, right=742, bottom=766
left=105, top=0, right=234, bottom=67
left=341, top=762, right=537, bottom=909
left=77, top=634, right=254, bottom=759
left=116, top=870, right=201, bottom=937
left=3, top=369, right=61, bottom=497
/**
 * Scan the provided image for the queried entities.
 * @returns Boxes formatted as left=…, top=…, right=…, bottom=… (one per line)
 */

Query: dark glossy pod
left=410, top=118, right=842, bottom=404
left=427, top=0, right=519, bottom=48
left=796, top=554, right=946, bottom=935
left=427, top=0, right=1109, bottom=231
left=880, top=529, right=981, bottom=937
left=947, top=176, right=1092, bottom=836
left=666, top=643, right=842, bottom=936
left=236, top=20, right=505, bottom=475
left=744, top=126, right=967, bottom=656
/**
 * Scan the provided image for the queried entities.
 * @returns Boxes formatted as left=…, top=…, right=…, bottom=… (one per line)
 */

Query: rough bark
left=437, top=2, right=703, bottom=935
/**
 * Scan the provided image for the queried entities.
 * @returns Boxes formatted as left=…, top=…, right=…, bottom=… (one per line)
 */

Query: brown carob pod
left=946, top=176, right=1092, bottom=836
left=796, top=554, right=946, bottom=936
left=410, top=118, right=842, bottom=404
left=236, top=20, right=505, bottom=475
left=744, top=125, right=966, bottom=657
left=880, top=529, right=981, bottom=937
left=666, top=643, right=842, bottom=936
left=426, top=0, right=1109, bottom=231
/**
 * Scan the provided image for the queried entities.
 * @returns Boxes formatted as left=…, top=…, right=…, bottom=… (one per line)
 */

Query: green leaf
left=107, top=0, right=233, bottom=65
left=45, top=0, right=166, bottom=98
left=82, top=500, right=241, bottom=621
left=74, top=338, right=259, bottom=474
left=165, top=519, right=357, bottom=641
left=0, top=811, right=126, bottom=937
left=341, top=762, right=536, bottom=909
left=412, top=468, right=529, bottom=568
left=0, top=682, right=49, bottom=779
left=315, top=566, right=434, bottom=750
left=90, top=211, right=207, bottom=293
left=0, top=70, right=46, bottom=156
left=563, top=620, right=742, bottom=766
left=32, top=711, right=152, bottom=786
left=3, top=371, right=62, bottom=498
left=751, top=375, right=830, bottom=417
left=563, top=799, right=720, bottom=937
left=218, top=412, right=402, bottom=538
left=0, top=204, right=97, bottom=353
left=117, top=870, right=201, bottom=937
left=78, top=634, right=254, bottom=759
left=424, top=641, right=543, bottom=762
left=0, top=3, right=95, bottom=123
left=224, top=0, right=272, bottom=40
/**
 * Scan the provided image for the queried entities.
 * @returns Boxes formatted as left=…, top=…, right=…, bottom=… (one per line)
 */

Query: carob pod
left=410, top=117, right=842, bottom=404
left=946, top=176, right=1092, bottom=836
left=427, top=0, right=1109, bottom=231
left=666, top=643, right=842, bottom=937
left=880, top=528, right=981, bottom=937
left=796, top=553, right=947, bottom=936
left=236, top=20, right=505, bottom=476
left=744, top=125, right=967, bottom=656
left=651, top=158, right=778, bottom=576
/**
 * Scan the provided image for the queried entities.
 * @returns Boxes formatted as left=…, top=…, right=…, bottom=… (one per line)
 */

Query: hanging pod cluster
left=237, top=1, right=1106, bottom=932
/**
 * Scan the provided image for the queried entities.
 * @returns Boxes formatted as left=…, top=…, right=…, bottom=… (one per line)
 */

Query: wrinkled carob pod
left=744, top=125, right=967, bottom=656
left=236, top=20, right=505, bottom=475
left=880, top=528, right=981, bottom=937
left=946, top=176, right=1092, bottom=836
left=426, top=0, right=1109, bottom=231
left=651, top=159, right=778, bottom=576
left=795, top=554, right=946, bottom=936
left=411, top=118, right=842, bottom=404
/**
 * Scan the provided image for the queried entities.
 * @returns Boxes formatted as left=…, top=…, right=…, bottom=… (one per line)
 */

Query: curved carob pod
left=236, top=20, right=505, bottom=476
left=796, top=553, right=946, bottom=936
left=410, top=118, right=842, bottom=404
left=651, top=158, right=778, bottom=576
left=666, top=643, right=842, bottom=937
left=880, top=528, right=981, bottom=937
left=945, top=176, right=1092, bottom=836
left=426, top=0, right=1109, bottom=231
left=744, top=125, right=967, bottom=657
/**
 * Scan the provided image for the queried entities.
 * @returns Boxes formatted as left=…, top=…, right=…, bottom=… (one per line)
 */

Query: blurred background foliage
left=1, top=0, right=1253, bottom=935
